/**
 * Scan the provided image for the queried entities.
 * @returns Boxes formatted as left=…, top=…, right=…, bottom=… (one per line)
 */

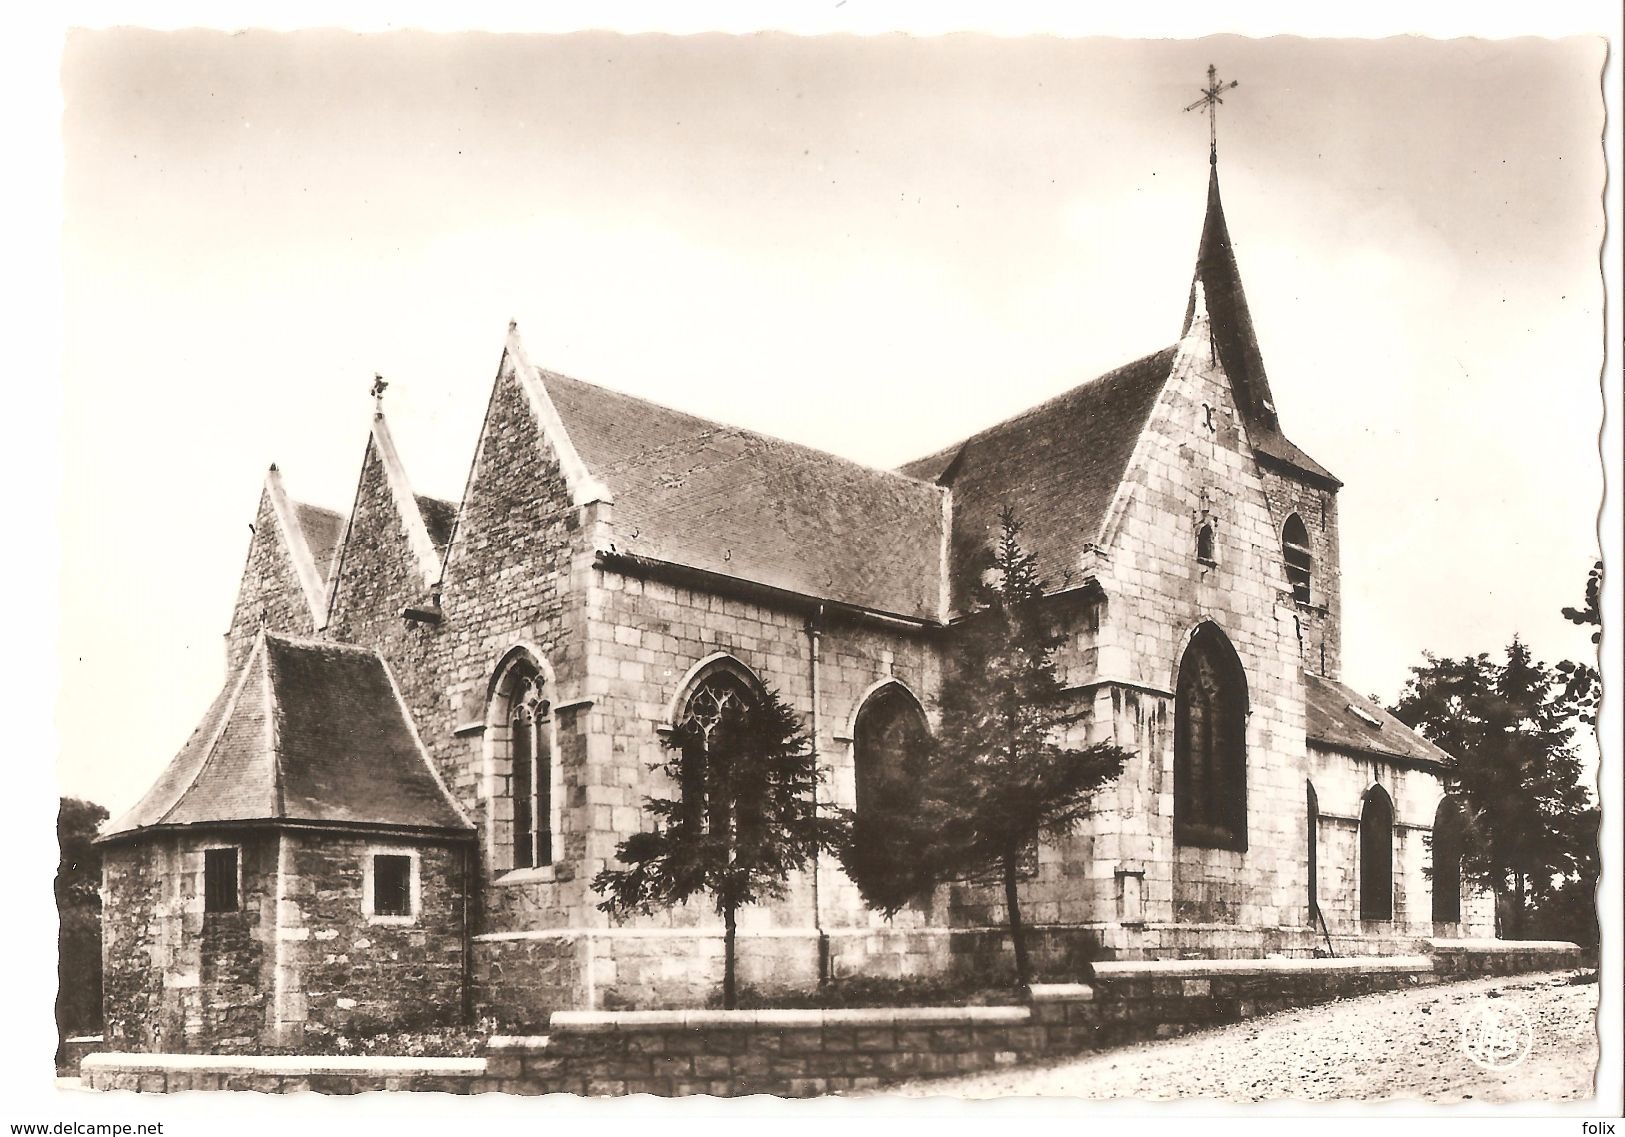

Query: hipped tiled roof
left=1183, top=165, right=1339, bottom=487
left=543, top=372, right=948, bottom=621
left=100, top=631, right=472, bottom=841
left=1304, top=671, right=1452, bottom=768
left=899, top=347, right=1177, bottom=607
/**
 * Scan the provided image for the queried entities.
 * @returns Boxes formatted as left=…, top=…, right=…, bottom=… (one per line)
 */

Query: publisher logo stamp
left=1460, top=998, right=1532, bottom=1071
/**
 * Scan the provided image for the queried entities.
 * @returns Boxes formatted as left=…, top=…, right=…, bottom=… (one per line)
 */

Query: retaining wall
left=82, top=941, right=1583, bottom=1097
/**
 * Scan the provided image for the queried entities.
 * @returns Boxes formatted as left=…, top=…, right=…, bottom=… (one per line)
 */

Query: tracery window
left=1360, top=785, right=1395, bottom=921
left=1174, top=623, right=1248, bottom=851
left=1283, top=513, right=1313, bottom=605
left=503, top=663, right=553, bottom=870
left=1431, top=796, right=1465, bottom=924
left=675, top=663, right=762, bottom=834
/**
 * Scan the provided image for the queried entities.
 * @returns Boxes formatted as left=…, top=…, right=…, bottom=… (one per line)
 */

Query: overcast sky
left=57, top=30, right=1604, bottom=816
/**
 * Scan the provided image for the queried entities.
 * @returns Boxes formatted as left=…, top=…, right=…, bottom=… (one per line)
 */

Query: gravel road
left=890, top=970, right=1599, bottom=1103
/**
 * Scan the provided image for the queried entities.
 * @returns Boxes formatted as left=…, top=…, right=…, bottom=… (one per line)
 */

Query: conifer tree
left=847, top=509, right=1130, bottom=988
left=594, top=686, right=840, bottom=1009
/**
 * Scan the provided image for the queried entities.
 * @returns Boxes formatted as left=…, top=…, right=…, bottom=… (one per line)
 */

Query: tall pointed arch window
left=1431, top=796, right=1465, bottom=924
left=1360, top=785, right=1395, bottom=921
left=1283, top=513, right=1313, bottom=605
left=490, top=653, right=555, bottom=872
left=853, top=683, right=929, bottom=822
left=1306, top=782, right=1320, bottom=921
left=1174, top=623, right=1248, bottom=851
left=674, top=661, right=763, bottom=835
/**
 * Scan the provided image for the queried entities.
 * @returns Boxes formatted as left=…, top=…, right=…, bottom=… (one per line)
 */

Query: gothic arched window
left=489, top=652, right=555, bottom=873
left=1431, top=796, right=1465, bottom=924
left=506, top=665, right=552, bottom=869
left=1360, top=785, right=1395, bottom=921
left=1196, top=523, right=1217, bottom=566
left=1283, top=513, right=1312, bottom=605
left=853, top=683, right=929, bottom=821
left=674, top=661, right=763, bottom=835
left=1174, top=623, right=1248, bottom=851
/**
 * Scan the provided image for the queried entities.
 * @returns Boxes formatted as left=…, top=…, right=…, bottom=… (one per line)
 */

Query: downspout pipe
left=806, top=605, right=830, bottom=985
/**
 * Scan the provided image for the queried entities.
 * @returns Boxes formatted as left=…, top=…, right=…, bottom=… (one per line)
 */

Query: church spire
left=1179, top=69, right=1281, bottom=440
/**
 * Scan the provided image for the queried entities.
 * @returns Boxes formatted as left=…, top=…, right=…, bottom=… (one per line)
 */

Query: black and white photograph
left=14, top=3, right=1621, bottom=1126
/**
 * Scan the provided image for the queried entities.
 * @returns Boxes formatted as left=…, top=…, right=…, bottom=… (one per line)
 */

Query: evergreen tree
left=1391, top=639, right=1591, bottom=937
left=851, top=509, right=1130, bottom=988
left=594, top=687, right=840, bottom=1009
left=57, top=798, right=109, bottom=1040
left=1556, top=559, right=1602, bottom=726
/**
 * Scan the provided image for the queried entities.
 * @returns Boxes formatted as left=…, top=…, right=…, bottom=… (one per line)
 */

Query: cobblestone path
left=890, top=969, right=1599, bottom=1103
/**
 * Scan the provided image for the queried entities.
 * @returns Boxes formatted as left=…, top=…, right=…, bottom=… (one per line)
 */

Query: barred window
left=372, top=854, right=413, bottom=918
left=203, top=847, right=238, bottom=913
left=1174, top=623, right=1248, bottom=851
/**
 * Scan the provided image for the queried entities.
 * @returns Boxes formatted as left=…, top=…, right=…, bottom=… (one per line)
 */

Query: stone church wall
left=1258, top=468, right=1342, bottom=680
left=225, top=490, right=317, bottom=673
left=1083, top=330, right=1317, bottom=950
left=101, top=832, right=279, bottom=1054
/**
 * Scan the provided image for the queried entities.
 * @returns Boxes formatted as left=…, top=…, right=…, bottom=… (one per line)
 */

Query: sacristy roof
left=100, top=631, right=473, bottom=843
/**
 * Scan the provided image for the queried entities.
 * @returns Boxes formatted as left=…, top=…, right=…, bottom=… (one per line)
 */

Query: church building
left=97, top=153, right=1495, bottom=1054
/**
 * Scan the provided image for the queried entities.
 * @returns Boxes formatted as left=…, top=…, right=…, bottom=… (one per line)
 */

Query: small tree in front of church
left=593, top=685, right=842, bottom=1009
left=866, top=509, right=1131, bottom=990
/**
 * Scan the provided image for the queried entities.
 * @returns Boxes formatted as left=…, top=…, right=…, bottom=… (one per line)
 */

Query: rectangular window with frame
left=372, top=854, right=413, bottom=918
left=203, top=847, right=238, bottom=913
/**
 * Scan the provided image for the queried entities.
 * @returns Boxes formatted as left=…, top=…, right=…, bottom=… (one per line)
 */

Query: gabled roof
left=1183, top=164, right=1339, bottom=488
left=100, top=631, right=473, bottom=842
left=898, top=347, right=1178, bottom=606
left=292, top=501, right=346, bottom=583
left=1304, top=671, right=1451, bottom=769
left=541, top=370, right=948, bottom=622
left=414, top=495, right=459, bottom=555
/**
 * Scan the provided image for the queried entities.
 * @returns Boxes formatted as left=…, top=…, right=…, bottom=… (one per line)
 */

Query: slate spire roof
left=100, top=630, right=473, bottom=843
left=1183, top=163, right=1339, bottom=487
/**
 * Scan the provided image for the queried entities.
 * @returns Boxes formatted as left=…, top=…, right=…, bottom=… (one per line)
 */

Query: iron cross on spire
left=1184, top=64, right=1239, bottom=165
left=371, top=373, right=389, bottom=414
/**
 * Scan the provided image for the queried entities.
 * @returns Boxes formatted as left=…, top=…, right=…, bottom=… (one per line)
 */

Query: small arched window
left=1174, top=623, right=1248, bottom=851
left=1360, top=785, right=1395, bottom=921
left=1431, top=796, right=1465, bottom=923
left=674, top=662, right=763, bottom=834
left=1282, top=514, right=1312, bottom=605
left=504, top=664, right=552, bottom=869
left=1196, top=523, right=1217, bottom=566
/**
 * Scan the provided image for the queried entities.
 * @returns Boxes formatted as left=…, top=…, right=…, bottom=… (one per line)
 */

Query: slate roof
left=415, top=494, right=459, bottom=554
left=898, top=347, right=1178, bottom=607
left=100, top=631, right=473, bottom=842
left=1184, top=165, right=1339, bottom=487
left=293, top=501, right=346, bottom=583
left=542, top=371, right=948, bottom=621
left=1303, top=671, right=1452, bottom=768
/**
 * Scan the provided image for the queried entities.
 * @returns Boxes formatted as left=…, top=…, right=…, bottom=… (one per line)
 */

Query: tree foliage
left=1390, top=640, right=1592, bottom=938
left=58, top=797, right=109, bottom=1037
left=1556, top=559, right=1602, bottom=726
left=840, top=509, right=1131, bottom=988
left=593, top=685, right=842, bottom=1009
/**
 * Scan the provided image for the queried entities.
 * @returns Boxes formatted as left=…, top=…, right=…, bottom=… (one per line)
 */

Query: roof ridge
left=540, top=368, right=947, bottom=492
left=152, top=633, right=269, bottom=828
left=898, top=345, right=1179, bottom=474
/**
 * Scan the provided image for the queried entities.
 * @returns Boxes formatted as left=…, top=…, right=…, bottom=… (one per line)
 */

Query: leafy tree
left=57, top=798, right=109, bottom=1038
left=1556, top=559, right=1602, bottom=726
left=843, top=509, right=1130, bottom=989
left=594, top=686, right=841, bottom=1009
left=1391, top=640, right=1592, bottom=938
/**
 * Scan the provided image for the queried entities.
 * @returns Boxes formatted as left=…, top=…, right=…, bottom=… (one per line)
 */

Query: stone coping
left=548, top=1005, right=1031, bottom=1033
left=486, top=1035, right=551, bottom=1051
left=1025, top=984, right=1096, bottom=1003
left=65, top=1035, right=105, bottom=1045
left=82, top=1052, right=486, bottom=1078
left=1427, top=938, right=1581, bottom=954
left=1092, top=954, right=1433, bottom=979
